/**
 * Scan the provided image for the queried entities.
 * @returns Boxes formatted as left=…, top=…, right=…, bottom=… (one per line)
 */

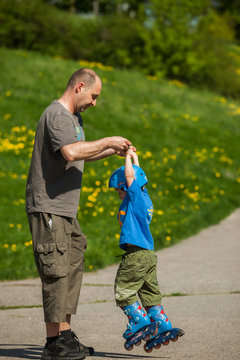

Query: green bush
left=0, top=0, right=240, bottom=98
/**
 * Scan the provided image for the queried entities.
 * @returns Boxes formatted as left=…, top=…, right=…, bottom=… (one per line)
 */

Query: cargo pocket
left=37, top=243, right=56, bottom=278
left=37, top=239, right=69, bottom=279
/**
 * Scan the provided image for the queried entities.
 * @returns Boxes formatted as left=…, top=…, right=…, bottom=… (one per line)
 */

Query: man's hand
left=116, top=145, right=137, bottom=157
left=108, top=136, right=132, bottom=152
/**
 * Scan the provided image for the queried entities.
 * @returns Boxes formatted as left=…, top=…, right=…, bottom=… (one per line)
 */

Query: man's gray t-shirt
left=26, top=100, right=85, bottom=218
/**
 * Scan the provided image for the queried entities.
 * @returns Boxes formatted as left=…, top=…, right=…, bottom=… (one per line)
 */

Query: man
left=26, top=68, right=132, bottom=360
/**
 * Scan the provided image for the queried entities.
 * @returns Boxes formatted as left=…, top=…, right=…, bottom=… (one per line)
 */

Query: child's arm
left=125, top=147, right=139, bottom=188
left=131, top=150, right=139, bottom=167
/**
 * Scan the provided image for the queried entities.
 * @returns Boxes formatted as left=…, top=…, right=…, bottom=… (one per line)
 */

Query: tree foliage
left=0, top=0, right=239, bottom=97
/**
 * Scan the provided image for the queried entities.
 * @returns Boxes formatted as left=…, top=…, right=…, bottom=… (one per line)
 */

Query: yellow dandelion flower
left=152, top=183, right=157, bottom=189
left=89, top=265, right=93, bottom=270
left=9, top=223, right=14, bottom=228
left=192, top=116, right=199, bottom=122
left=170, top=79, right=185, bottom=88
left=166, top=236, right=171, bottom=241
left=89, top=168, right=96, bottom=176
left=115, top=233, right=120, bottom=239
left=4, top=113, right=11, bottom=120
left=86, top=202, right=94, bottom=207
left=147, top=75, right=158, bottom=81
left=4, top=244, right=9, bottom=248
left=157, top=210, right=164, bottom=215
left=215, top=172, right=221, bottom=178
left=6, top=91, right=12, bottom=96
left=11, top=244, right=17, bottom=251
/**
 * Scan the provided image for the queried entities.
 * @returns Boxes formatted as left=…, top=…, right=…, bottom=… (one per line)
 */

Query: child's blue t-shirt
left=117, top=179, right=154, bottom=251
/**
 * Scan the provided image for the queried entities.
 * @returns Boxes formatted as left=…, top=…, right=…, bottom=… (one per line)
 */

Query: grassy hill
left=0, top=47, right=240, bottom=280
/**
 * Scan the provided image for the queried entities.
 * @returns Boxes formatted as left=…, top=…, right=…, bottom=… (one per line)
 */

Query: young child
left=108, top=147, right=184, bottom=352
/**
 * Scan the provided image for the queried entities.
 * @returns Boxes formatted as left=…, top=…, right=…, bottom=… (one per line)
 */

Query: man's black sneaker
left=41, top=335, right=86, bottom=360
left=71, top=331, right=94, bottom=356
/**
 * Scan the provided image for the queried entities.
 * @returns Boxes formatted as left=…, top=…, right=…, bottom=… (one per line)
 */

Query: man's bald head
left=67, top=68, right=101, bottom=90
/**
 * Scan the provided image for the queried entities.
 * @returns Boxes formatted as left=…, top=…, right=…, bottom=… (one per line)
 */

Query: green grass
left=0, top=47, right=240, bottom=280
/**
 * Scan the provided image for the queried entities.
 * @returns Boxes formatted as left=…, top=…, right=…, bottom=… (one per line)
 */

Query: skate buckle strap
left=124, top=308, right=131, bottom=316
left=127, top=323, right=132, bottom=330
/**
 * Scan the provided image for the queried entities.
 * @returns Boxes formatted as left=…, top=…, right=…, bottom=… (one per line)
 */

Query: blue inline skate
left=143, top=305, right=185, bottom=353
left=122, top=301, right=158, bottom=351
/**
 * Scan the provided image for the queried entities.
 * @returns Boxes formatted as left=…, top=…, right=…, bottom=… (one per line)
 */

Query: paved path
left=0, top=209, right=240, bottom=360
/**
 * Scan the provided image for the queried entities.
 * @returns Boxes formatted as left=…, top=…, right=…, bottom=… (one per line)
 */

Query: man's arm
left=85, top=146, right=137, bottom=162
left=60, top=136, right=131, bottom=162
left=85, top=148, right=116, bottom=162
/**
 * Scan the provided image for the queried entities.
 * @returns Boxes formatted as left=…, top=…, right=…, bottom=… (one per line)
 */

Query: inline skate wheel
left=154, top=343, right=161, bottom=349
left=124, top=342, right=133, bottom=351
left=171, top=335, right=178, bottom=342
left=135, top=340, right=141, bottom=346
left=144, top=343, right=153, bottom=353
left=162, top=339, right=169, bottom=346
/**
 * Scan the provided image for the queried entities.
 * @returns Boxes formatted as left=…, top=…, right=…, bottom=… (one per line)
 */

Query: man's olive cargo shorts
left=27, top=212, right=86, bottom=322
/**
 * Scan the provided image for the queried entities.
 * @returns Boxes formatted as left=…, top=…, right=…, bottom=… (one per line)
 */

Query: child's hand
left=127, top=146, right=139, bottom=166
left=126, top=147, right=135, bottom=157
left=129, top=145, right=136, bottom=152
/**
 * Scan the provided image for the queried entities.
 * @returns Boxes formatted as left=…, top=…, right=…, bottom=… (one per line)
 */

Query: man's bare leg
left=46, top=315, right=71, bottom=337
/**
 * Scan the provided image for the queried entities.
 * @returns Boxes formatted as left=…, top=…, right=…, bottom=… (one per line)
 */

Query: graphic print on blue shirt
left=117, top=179, right=154, bottom=251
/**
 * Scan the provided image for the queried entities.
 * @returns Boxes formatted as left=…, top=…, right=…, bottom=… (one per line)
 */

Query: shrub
left=0, top=0, right=239, bottom=98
